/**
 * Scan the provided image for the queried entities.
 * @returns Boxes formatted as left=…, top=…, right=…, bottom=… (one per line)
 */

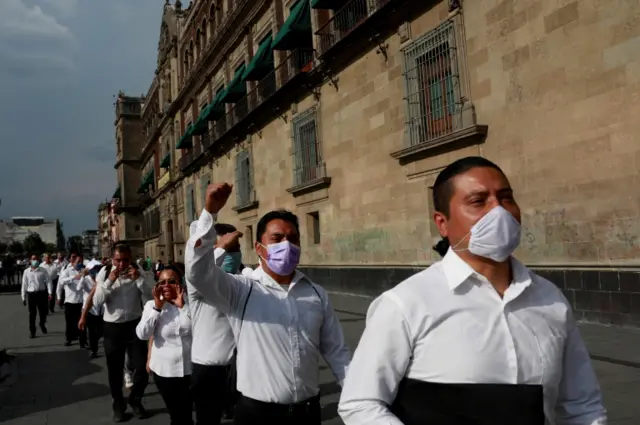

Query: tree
left=0, top=242, right=7, bottom=255
left=45, top=243, right=58, bottom=254
left=67, top=236, right=84, bottom=255
left=23, top=234, right=46, bottom=256
left=8, top=241, right=23, bottom=256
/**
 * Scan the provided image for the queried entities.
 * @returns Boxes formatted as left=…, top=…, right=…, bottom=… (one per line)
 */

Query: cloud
left=42, top=0, right=78, bottom=18
left=0, top=0, right=73, bottom=40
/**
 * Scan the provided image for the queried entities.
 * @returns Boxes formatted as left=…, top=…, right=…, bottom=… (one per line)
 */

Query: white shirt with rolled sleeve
left=186, top=209, right=351, bottom=404
left=93, top=266, right=153, bottom=323
left=21, top=267, right=52, bottom=301
left=338, top=249, right=607, bottom=425
left=136, top=300, right=192, bottom=378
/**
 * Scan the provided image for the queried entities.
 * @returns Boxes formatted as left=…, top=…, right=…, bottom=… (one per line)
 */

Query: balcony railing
left=179, top=151, right=193, bottom=171
left=193, top=142, right=202, bottom=160
left=316, top=0, right=391, bottom=55
left=201, top=130, right=213, bottom=151
left=139, top=191, right=152, bottom=205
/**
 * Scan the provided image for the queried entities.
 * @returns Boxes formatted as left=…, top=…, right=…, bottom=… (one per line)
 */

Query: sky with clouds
left=0, top=0, right=164, bottom=236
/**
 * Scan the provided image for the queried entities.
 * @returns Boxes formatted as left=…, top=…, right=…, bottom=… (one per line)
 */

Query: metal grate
left=235, top=150, right=255, bottom=207
left=402, top=20, right=464, bottom=148
left=291, top=107, right=325, bottom=187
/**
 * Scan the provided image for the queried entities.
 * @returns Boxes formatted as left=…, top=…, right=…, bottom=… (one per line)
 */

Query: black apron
left=390, top=378, right=545, bottom=425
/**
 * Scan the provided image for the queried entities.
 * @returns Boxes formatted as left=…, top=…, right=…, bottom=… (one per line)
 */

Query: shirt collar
left=255, top=267, right=308, bottom=291
left=441, top=248, right=533, bottom=291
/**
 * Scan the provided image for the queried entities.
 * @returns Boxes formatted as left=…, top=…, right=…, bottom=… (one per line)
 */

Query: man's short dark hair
left=112, top=243, right=132, bottom=256
left=214, top=223, right=237, bottom=236
left=256, top=210, right=300, bottom=243
left=433, top=156, right=505, bottom=217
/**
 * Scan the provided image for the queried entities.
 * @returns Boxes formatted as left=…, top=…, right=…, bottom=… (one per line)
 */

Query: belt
left=239, top=394, right=320, bottom=415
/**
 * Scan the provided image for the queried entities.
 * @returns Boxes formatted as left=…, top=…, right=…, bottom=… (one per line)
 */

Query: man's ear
left=433, top=211, right=449, bottom=238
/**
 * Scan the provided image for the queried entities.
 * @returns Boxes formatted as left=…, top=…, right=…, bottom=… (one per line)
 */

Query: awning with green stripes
left=160, top=152, right=171, bottom=168
left=220, top=64, right=247, bottom=103
left=272, top=0, right=313, bottom=51
left=311, top=0, right=342, bottom=9
left=243, top=35, right=274, bottom=81
left=112, top=186, right=121, bottom=199
left=176, top=124, right=194, bottom=149
left=192, top=105, right=209, bottom=135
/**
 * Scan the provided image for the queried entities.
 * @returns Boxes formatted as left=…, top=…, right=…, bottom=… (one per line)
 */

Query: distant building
left=81, top=230, right=100, bottom=259
left=0, top=217, right=64, bottom=249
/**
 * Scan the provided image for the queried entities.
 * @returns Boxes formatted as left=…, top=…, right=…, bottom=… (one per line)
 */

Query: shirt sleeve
left=93, top=268, right=112, bottom=306
left=136, top=302, right=160, bottom=340
left=21, top=271, right=28, bottom=301
left=554, top=310, right=608, bottom=425
left=338, top=293, right=413, bottom=425
left=317, top=286, right=351, bottom=386
left=185, top=209, right=248, bottom=314
left=45, top=272, right=52, bottom=295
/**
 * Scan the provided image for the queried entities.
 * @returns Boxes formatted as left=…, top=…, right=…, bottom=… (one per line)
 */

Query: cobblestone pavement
left=0, top=292, right=639, bottom=424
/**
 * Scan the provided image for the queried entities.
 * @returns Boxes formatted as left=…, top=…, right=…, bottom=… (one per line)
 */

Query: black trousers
left=64, top=303, right=85, bottom=345
left=86, top=313, right=103, bottom=354
left=190, top=363, right=230, bottom=425
left=49, top=278, right=58, bottom=312
left=103, top=319, right=149, bottom=405
left=234, top=394, right=321, bottom=425
left=26, top=291, right=48, bottom=336
left=154, top=373, right=193, bottom=425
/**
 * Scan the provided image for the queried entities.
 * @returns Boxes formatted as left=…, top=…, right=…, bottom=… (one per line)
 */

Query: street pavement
left=0, top=291, right=638, bottom=424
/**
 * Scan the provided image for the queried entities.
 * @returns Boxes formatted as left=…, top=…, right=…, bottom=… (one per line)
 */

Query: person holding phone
left=137, top=267, right=193, bottom=425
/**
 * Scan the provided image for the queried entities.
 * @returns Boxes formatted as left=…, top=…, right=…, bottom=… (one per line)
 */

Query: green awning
left=192, top=105, right=209, bottom=135
left=176, top=124, right=194, bottom=149
left=220, top=64, right=247, bottom=103
left=112, top=186, right=121, bottom=199
left=311, top=0, right=342, bottom=9
left=272, top=0, right=313, bottom=51
left=243, top=35, right=274, bottom=81
left=204, top=89, right=227, bottom=121
left=160, top=152, right=170, bottom=168
left=142, top=169, right=154, bottom=187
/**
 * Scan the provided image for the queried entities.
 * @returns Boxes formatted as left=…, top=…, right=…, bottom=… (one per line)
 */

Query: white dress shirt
left=57, top=266, right=87, bottom=304
left=21, top=267, right=52, bottom=301
left=136, top=300, right=192, bottom=378
left=186, top=247, right=236, bottom=366
left=40, top=262, right=60, bottom=280
left=93, top=266, right=153, bottom=323
left=186, top=209, right=351, bottom=404
left=80, top=276, right=103, bottom=316
left=338, top=249, right=607, bottom=425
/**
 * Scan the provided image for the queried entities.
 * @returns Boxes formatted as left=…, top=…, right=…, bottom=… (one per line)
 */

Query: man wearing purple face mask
left=186, top=183, right=351, bottom=425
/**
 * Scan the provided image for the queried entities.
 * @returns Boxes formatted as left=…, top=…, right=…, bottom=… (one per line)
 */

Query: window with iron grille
left=185, top=184, right=195, bottom=223
left=402, top=20, right=465, bottom=148
left=291, top=107, right=324, bottom=187
left=235, top=150, right=254, bottom=207
left=200, top=174, right=211, bottom=211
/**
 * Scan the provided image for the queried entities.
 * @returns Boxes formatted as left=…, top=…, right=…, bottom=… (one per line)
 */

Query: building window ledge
left=232, top=200, right=259, bottom=214
left=391, top=125, right=488, bottom=164
left=286, top=177, right=332, bottom=197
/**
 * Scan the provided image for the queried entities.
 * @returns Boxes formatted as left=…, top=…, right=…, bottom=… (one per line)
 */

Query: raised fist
left=205, top=183, right=233, bottom=214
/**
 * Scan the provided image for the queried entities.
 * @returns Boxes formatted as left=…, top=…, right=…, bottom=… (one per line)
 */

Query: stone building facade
left=129, top=0, right=640, bottom=326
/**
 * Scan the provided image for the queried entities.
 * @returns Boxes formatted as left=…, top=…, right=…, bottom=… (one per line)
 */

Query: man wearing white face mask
left=186, top=183, right=351, bottom=425
left=338, top=156, right=607, bottom=425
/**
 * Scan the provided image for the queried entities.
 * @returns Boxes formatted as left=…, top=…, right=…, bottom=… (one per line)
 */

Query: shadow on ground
left=0, top=349, right=109, bottom=421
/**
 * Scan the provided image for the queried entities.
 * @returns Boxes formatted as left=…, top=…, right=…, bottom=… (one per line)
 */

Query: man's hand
left=128, top=266, right=140, bottom=281
left=74, top=274, right=82, bottom=280
left=108, top=270, right=118, bottom=282
left=153, top=285, right=165, bottom=310
left=78, top=316, right=86, bottom=331
left=48, top=295, right=52, bottom=301
left=205, top=183, right=233, bottom=214
left=218, top=231, right=243, bottom=251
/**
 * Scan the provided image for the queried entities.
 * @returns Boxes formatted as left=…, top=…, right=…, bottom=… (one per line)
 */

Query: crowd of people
left=18, top=156, right=610, bottom=425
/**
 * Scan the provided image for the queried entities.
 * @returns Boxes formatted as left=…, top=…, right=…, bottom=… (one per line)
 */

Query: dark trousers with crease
left=233, top=394, right=321, bottom=425
left=154, top=373, right=193, bottom=425
left=26, top=291, right=48, bottom=336
left=49, top=278, right=58, bottom=312
left=86, top=312, right=103, bottom=353
left=190, top=363, right=229, bottom=425
left=103, top=319, right=148, bottom=406
left=64, top=302, right=84, bottom=344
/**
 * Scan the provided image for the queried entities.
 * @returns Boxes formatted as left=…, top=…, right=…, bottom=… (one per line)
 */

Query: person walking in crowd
left=79, top=264, right=105, bottom=358
left=186, top=183, right=351, bottom=425
left=40, top=254, right=60, bottom=313
left=338, top=156, right=607, bottom=425
left=21, top=254, right=52, bottom=338
left=214, top=223, right=253, bottom=277
left=185, top=221, right=238, bottom=425
left=57, top=254, right=89, bottom=347
left=93, top=243, right=153, bottom=422
left=137, top=267, right=193, bottom=425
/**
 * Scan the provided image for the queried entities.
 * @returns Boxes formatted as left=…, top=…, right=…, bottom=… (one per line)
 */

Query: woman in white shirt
left=136, top=267, right=193, bottom=425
